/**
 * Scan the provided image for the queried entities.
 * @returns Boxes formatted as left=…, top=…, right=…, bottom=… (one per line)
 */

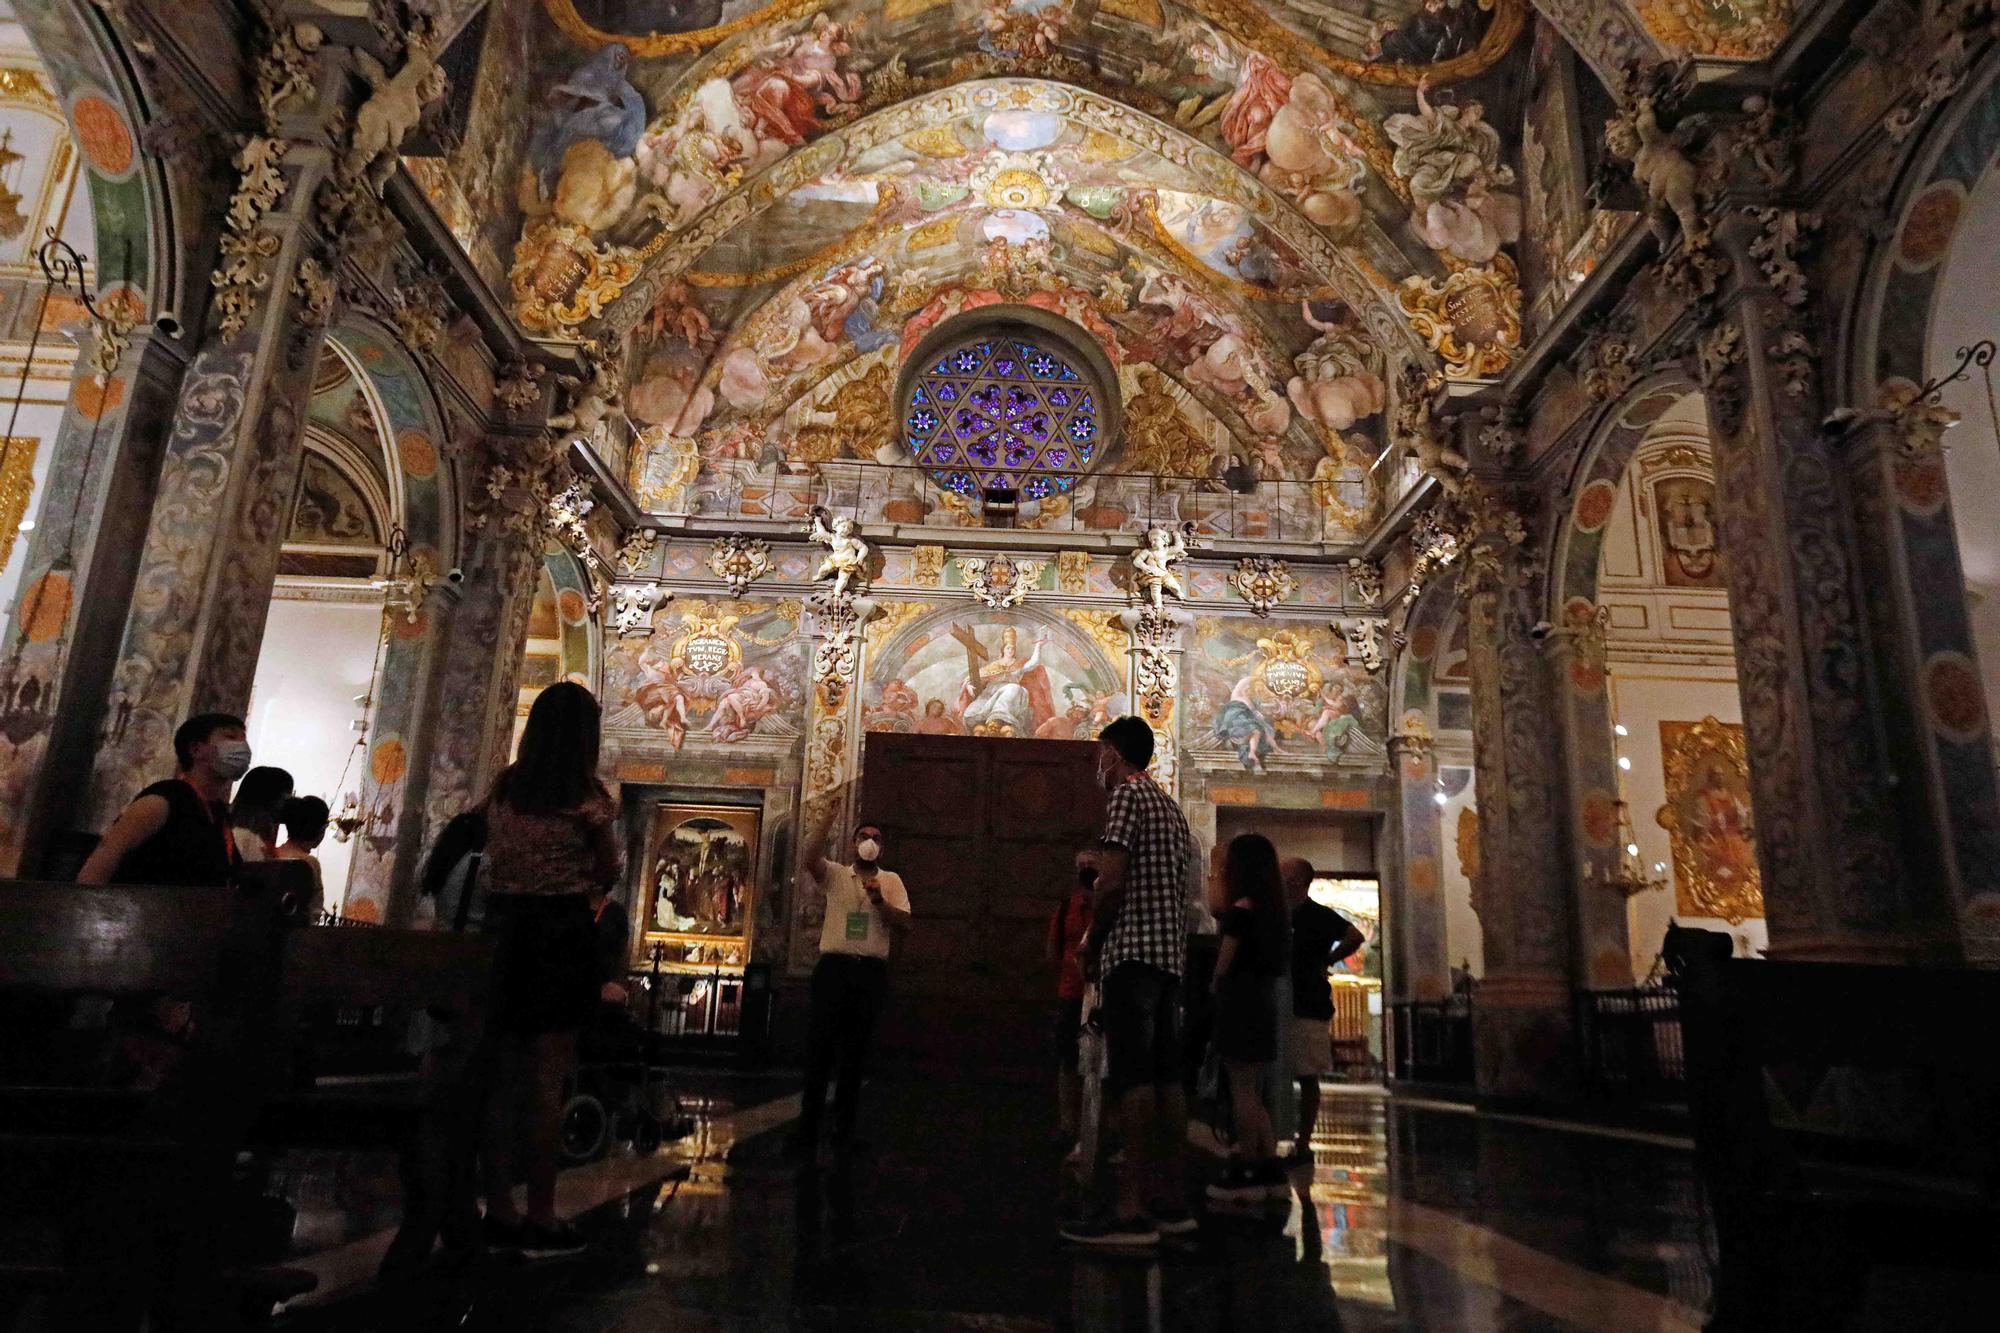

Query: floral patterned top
left=483, top=790, right=622, bottom=897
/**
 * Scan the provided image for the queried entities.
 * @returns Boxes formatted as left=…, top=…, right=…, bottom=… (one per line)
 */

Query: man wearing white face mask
left=79, top=713, right=250, bottom=886
left=788, top=820, right=912, bottom=1157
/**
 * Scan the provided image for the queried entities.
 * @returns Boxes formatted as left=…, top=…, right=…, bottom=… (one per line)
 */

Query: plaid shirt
left=1098, top=774, right=1191, bottom=977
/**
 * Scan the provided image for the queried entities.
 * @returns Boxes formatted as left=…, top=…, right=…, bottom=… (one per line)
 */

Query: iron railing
left=643, top=456, right=1414, bottom=547
left=1387, top=994, right=1474, bottom=1085
left=1576, top=983, right=1686, bottom=1101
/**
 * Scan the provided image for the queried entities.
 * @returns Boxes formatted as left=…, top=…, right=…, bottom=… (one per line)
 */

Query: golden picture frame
left=1656, top=717, right=1764, bottom=925
left=633, top=801, right=759, bottom=969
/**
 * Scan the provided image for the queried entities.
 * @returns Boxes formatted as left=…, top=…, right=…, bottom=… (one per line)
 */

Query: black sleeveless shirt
left=112, top=779, right=235, bottom=887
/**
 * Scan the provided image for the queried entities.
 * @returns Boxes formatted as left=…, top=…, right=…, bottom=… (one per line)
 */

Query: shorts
left=1101, top=962, right=1181, bottom=1094
left=484, top=894, right=599, bottom=1036
left=1288, top=1014, right=1335, bottom=1077
left=1212, top=973, right=1279, bottom=1065
left=1053, top=996, right=1084, bottom=1070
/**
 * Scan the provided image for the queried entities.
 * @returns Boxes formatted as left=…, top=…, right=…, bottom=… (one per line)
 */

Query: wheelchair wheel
left=560, top=1092, right=609, bottom=1163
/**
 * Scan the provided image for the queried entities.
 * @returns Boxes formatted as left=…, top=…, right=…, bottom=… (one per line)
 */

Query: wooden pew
left=1673, top=934, right=2000, bottom=1329
left=0, top=879, right=302, bottom=1329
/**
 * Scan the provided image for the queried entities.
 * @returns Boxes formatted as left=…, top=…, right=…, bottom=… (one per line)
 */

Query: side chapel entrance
left=859, top=732, right=1106, bottom=1076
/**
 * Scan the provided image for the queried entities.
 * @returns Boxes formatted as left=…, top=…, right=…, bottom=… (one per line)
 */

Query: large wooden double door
left=859, top=732, right=1105, bottom=1075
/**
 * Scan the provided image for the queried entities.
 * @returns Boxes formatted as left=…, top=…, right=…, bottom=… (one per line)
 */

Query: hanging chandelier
left=1599, top=721, right=1666, bottom=899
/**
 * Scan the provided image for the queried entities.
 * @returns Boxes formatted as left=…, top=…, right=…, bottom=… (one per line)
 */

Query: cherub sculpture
left=1604, top=63, right=1704, bottom=249
left=1397, top=364, right=1471, bottom=497
left=1132, top=522, right=1197, bottom=611
left=349, top=33, right=450, bottom=195
left=548, top=354, right=625, bottom=452
left=807, top=506, right=870, bottom=600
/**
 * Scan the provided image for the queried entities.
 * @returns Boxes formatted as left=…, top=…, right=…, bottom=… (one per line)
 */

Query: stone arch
left=539, top=545, right=602, bottom=695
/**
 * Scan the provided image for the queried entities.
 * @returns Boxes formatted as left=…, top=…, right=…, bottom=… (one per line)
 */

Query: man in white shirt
left=789, top=821, right=912, bottom=1157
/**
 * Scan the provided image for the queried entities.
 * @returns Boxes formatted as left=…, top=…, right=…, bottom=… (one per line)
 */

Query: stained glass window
left=903, top=333, right=1101, bottom=500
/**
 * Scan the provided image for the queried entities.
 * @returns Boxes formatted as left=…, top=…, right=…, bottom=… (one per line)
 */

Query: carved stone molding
left=958, top=554, right=1043, bottom=609
left=911, top=544, right=945, bottom=588
left=1336, top=617, right=1388, bottom=673
left=611, top=582, right=669, bottom=637
left=1228, top=556, right=1297, bottom=617
left=810, top=596, right=878, bottom=711
left=1346, top=557, right=1384, bottom=607
left=614, top=526, right=658, bottom=575
left=708, top=534, right=773, bottom=597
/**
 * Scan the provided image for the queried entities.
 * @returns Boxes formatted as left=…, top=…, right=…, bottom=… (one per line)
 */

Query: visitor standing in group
left=228, top=766, right=294, bottom=863
left=1047, top=846, right=1099, bottom=1149
left=478, top=681, right=621, bottom=1260
left=790, top=821, right=911, bottom=1159
left=77, top=713, right=251, bottom=886
left=1203, top=833, right=1291, bottom=1207
left=1061, top=716, right=1197, bottom=1248
left=274, top=795, right=331, bottom=919
left=1281, top=855, right=1365, bottom=1228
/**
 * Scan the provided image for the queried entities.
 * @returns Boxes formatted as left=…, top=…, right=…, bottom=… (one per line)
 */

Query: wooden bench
left=1672, top=933, right=2000, bottom=1329
left=0, top=879, right=305, bottom=1329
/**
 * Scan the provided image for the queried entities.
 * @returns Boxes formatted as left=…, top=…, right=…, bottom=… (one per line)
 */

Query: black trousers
left=800, top=953, right=889, bottom=1141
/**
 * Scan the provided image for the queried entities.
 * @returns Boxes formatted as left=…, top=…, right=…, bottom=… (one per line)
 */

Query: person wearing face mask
left=787, top=820, right=912, bottom=1159
left=1047, top=847, right=1100, bottom=1149
left=79, top=713, right=251, bottom=886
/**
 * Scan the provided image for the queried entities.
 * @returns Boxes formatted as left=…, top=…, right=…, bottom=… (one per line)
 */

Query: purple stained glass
left=913, top=330, right=1103, bottom=496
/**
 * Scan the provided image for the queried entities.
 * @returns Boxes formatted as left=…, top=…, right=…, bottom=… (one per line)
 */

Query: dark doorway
left=859, top=732, right=1105, bottom=1076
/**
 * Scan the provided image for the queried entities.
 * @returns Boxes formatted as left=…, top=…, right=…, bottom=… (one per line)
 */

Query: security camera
left=154, top=311, right=182, bottom=338
left=1528, top=620, right=1554, bottom=641
left=445, top=567, right=465, bottom=585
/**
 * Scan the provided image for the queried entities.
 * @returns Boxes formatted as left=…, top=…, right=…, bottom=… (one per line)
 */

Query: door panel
left=860, top=732, right=1107, bottom=1073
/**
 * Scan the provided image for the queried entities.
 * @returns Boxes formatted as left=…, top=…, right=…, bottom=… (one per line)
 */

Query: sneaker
left=1151, top=1206, right=1200, bottom=1237
left=1059, top=1212, right=1160, bottom=1248
left=519, top=1219, right=588, bottom=1260
left=482, top=1214, right=526, bottom=1252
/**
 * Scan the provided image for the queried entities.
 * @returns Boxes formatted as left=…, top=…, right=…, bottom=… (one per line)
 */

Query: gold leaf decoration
left=1656, top=717, right=1764, bottom=925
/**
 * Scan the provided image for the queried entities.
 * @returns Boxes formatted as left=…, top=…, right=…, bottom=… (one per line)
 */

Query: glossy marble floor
left=292, top=1074, right=1711, bottom=1331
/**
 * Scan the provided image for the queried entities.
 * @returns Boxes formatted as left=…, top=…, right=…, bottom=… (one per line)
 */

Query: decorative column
left=1693, top=206, right=1942, bottom=960
left=1459, top=491, right=1577, bottom=1100
left=1387, top=724, right=1450, bottom=1001
left=791, top=592, right=877, bottom=975
left=1118, top=605, right=1190, bottom=798
left=82, top=25, right=356, bottom=825
left=1546, top=599, right=1635, bottom=987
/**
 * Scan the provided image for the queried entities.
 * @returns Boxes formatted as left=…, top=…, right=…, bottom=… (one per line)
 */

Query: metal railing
left=1387, top=994, right=1474, bottom=1085
left=1576, top=983, right=1686, bottom=1102
left=649, top=457, right=1405, bottom=546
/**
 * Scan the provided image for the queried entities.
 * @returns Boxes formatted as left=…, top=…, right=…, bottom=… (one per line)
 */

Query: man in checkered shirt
left=1061, top=717, right=1196, bottom=1248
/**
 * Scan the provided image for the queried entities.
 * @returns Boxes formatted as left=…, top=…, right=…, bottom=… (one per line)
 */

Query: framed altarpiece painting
left=632, top=801, right=760, bottom=970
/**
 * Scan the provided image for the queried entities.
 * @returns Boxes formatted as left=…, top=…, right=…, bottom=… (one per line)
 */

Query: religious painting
left=1184, top=619, right=1386, bottom=773
left=602, top=598, right=806, bottom=752
left=635, top=802, right=759, bottom=967
left=1656, top=718, right=1764, bottom=925
left=1653, top=475, right=1725, bottom=588
left=862, top=607, right=1124, bottom=741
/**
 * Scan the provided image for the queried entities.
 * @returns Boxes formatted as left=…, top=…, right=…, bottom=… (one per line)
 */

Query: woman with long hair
left=1206, top=832, right=1290, bottom=1206
left=478, top=682, right=621, bottom=1258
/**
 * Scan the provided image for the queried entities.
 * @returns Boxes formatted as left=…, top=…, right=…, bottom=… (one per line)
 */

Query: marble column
left=1696, top=208, right=1945, bottom=961
left=0, top=327, right=185, bottom=875
left=1461, top=518, right=1576, bottom=1100
left=791, top=593, right=877, bottom=975
left=1387, top=729, right=1449, bottom=1002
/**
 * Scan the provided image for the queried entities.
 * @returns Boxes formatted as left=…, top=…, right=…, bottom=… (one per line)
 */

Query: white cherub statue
left=1132, top=522, right=1195, bottom=611
left=807, top=507, right=870, bottom=600
left=548, top=355, right=625, bottom=452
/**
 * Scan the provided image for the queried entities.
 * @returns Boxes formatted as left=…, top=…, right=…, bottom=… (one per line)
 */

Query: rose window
left=903, top=333, right=1102, bottom=500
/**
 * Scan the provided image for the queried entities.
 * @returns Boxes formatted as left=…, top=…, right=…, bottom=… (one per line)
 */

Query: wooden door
left=859, top=732, right=1105, bottom=1075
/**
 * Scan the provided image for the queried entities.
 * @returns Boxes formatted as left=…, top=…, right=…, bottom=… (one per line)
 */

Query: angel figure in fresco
left=1135, top=272, right=1290, bottom=434
left=807, top=508, right=870, bottom=600
left=953, top=625, right=1057, bottom=737
left=916, top=697, right=964, bottom=735
left=1212, top=670, right=1278, bottom=773
left=731, top=14, right=864, bottom=149
left=1382, top=80, right=1520, bottom=263
left=1217, top=52, right=1367, bottom=230
left=1309, top=682, right=1361, bottom=756
left=709, top=666, right=783, bottom=743
left=1367, top=0, right=1487, bottom=65
left=1132, top=524, right=1194, bottom=611
left=1289, top=299, right=1388, bottom=433
left=719, top=257, right=887, bottom=409
left=635, top=647, right=691, bottom=749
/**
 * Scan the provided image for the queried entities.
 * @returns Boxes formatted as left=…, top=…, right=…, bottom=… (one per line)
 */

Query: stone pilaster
left=1388, top=728, right=1449, bottom=1001
left=1695, top=208, right=1940, bottom=961
left=1117, top=605, right=1190, bottom=797
left=791, top=593, right=877, bottom=975
left=1460, top=496, right=1576, bottom=1100
left=1545, top=604, right=1635, bottom=987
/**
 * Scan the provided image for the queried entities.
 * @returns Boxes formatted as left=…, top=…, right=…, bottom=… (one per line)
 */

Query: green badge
left=845, top=911, right=871, bottom=941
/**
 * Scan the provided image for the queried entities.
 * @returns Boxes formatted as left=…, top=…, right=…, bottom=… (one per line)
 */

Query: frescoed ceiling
left=418, top=1, right=1793, bottom=509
